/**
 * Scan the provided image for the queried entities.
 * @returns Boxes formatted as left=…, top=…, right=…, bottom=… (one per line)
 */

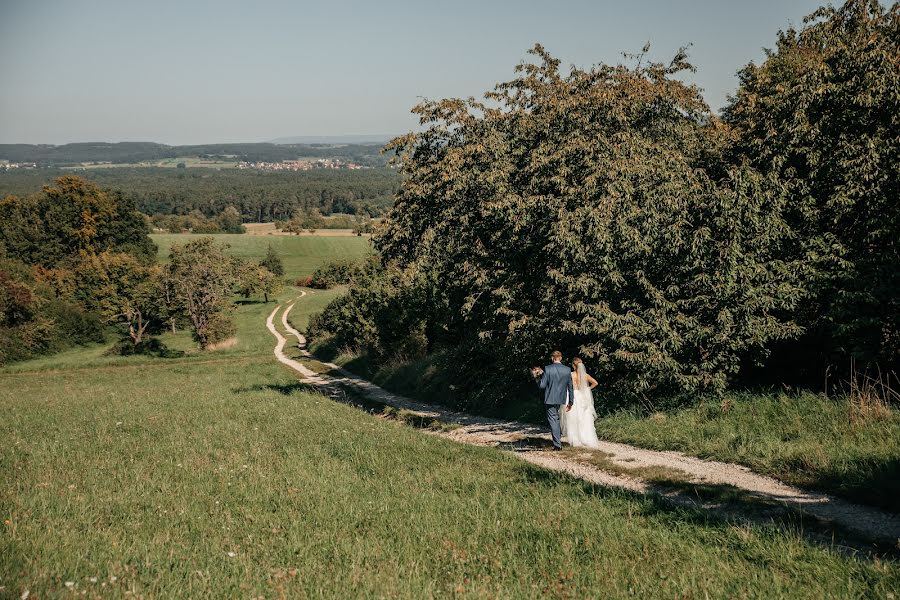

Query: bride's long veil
left=576, top=364, right=590, bottom=391
left=575, top=363, right=596, bottom=420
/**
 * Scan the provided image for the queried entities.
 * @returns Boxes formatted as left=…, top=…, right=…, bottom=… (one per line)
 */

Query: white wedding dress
left=561, top=364, right=601, bottom=449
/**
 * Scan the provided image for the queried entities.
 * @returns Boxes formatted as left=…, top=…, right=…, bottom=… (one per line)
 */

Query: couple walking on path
left=531, top=351, right=601, bottom=450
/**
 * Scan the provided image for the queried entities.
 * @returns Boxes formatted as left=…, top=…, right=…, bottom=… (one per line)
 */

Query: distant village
left=238, top=158, right=367, bottom=171
left=0, top=160, right=37, bottom=170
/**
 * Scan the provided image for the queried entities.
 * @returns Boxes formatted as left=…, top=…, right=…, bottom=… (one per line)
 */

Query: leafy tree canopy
left=725, top=0, right=900, bottom=367
left=368, top=44, right=804, bottom=401
left=0, top=175, right=157, bottom=267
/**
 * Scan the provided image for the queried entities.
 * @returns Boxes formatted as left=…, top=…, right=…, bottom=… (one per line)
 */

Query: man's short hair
left=551, top=350, right=562, bottom=360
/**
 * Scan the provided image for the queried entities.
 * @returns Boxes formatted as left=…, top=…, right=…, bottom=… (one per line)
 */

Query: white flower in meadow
left=64, top=581, right=74, bottom=588
left=227, top=551, right=236, bottom=558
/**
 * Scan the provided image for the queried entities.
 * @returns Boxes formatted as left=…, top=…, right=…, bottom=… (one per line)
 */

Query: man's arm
left=538, top=368, right=549, bottom=389
left=566, top=371, right=575, bottom=406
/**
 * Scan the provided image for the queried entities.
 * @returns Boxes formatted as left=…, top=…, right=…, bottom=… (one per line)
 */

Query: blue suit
left=537, top=362, right=574, bottom=449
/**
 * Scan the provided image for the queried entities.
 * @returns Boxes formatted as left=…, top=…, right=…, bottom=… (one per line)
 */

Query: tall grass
left=595, top=391, right=900, bottom=512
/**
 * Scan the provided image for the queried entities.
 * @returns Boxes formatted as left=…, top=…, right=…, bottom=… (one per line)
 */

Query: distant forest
left=0, top=167, right=400, bottom=220
left=0, top=141, right=389, bottom=167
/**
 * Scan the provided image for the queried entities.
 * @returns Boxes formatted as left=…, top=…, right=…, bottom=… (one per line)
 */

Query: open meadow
left=3, top=288, right=899, bottom=598
left=151, top=233, right=372, bottom=281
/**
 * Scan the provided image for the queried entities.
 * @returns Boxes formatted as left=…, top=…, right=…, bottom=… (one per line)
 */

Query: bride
left=561, top=357, right=602, bottom=449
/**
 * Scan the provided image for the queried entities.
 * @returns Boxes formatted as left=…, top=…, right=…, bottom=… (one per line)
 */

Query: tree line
left=307, top=0, right=899, bottom=413
left=0, top=141, right=389, bottom=167
left=0, top=167, right=400, bottom=222
left=0, top=176, right=285, bottom=363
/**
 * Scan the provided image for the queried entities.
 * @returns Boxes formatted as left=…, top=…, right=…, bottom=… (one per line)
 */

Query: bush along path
left=267, top=297, right=900, bottom=554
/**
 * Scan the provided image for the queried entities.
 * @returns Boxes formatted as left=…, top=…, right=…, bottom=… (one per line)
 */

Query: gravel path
left=268, top=299, right=900, bottom=549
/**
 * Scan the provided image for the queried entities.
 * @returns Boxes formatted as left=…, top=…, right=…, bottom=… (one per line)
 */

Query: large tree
left=73, top=252, right=161, bottom=346
left=236, top=264, right=282, bottom=303
left=725, top=0, right=900, bottom=370
left=163, top=238, right=238, bottom=349
left=371, top=45, right=802, bottom=402
left=0, top=175, right=157, bottom=267
left=259, top=244, right=285, bottom=277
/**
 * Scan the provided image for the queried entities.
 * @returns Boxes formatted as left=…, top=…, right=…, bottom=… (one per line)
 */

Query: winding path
left=267, top=297, right=900, bottom=550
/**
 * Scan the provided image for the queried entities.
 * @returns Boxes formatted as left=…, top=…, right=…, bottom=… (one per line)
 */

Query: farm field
left=151, top=233, right=372, bottom=280
left=243, top=222, right=365, bottom=237
left=2, top=289, right=898, bottom=598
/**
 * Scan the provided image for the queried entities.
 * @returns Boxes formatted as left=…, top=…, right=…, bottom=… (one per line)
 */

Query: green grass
left=2, top=294, right=899, bottom=597
left=308, top=345, right=900, bottom=514
left=151, top=233, right=372, bottom=281
left=0, top=289, right=311, bottom=376
left=594, top=392, right=900, bottom=513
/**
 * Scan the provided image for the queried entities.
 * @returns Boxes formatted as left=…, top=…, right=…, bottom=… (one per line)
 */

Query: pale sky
left=0, top=0, right=827, bottom=145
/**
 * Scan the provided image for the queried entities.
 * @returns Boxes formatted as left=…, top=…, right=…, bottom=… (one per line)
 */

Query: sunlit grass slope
left=151, top=233, right=371, bottom=280
left=1, top=291, right=898, bottom=598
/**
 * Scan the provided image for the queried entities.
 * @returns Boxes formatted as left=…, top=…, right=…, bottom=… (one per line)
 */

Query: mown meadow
left=3, top=288, right=899, bottom=598
left=151, top=233, right=372, bottom=282
left=306, top=344, right=900, bottom=513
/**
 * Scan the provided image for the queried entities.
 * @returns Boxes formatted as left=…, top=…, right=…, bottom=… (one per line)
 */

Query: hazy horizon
left=1, top=0, right=827, bottom=145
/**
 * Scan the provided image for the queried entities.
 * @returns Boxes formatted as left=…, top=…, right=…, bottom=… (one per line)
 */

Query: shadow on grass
left=787, top=457, right=900, bottom=514
left=233, top=382, right=321, bottom=396
left=515, top=461, right=900, bottom=560
left=104, top=337, right=185, bottom=359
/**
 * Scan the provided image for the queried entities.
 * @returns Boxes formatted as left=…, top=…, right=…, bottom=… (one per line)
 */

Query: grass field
left=594, top=393, right=900, bottom=513
left=151, top=233, right=372, bottom=281
left=2, top=289, right=899, bottom=597
left=306, top=345, right=900, bottom=514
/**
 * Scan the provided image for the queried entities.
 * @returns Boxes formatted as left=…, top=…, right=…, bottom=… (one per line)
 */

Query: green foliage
left=725, top=0, right=900, bottom=371
left=217, top=205, right=245, bottom=234
left=0, top=167, right=399, bottom=221
left=163, top=237, right=239, bottom=349
left=314, top=45, right=803, bottom=409
left=72, top=251, right=161, bottom=345
left=0, top=175, right=157, bottom=266
left=236, top=264, right=283, bottom=303
left=0, top=259, right=104, bottom=364
left=258, top=244, right=284, bottom=277
left=307, top=259, right=432, bottom=365
left=308, top=258, right=361, bottom=289
left=0, top=267, right=53, bottom=363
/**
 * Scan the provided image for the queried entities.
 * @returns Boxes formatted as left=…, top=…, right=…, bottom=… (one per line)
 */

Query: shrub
left=308, top=259, right=361, bottom=289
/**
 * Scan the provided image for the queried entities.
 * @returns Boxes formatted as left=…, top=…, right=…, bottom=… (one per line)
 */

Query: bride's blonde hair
left=572, top=357, right=583, bottom=387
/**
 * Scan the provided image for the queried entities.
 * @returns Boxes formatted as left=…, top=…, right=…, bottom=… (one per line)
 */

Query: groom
left=531, top=350, right=574, bottom=451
